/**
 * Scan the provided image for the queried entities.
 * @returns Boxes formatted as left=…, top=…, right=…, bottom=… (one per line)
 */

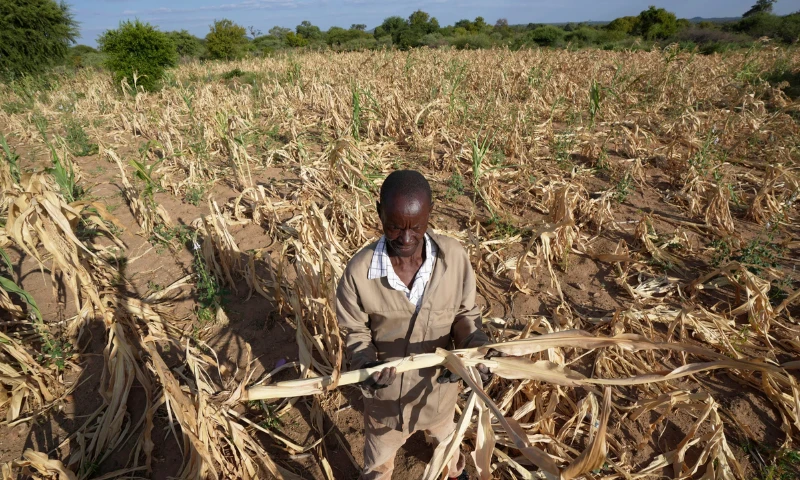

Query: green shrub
left=420, top=33, right=448, bottom=48
left=166, top=30, right=204, bottom=58
left=285, top=32, right=308, bottom=47
left=205, top=19, right=249, bottom=60
left=565, top=27, right=598, bottom=46
left=68, top=44, right=106, bottom=69
left=99, top=20, right=177, bottom=92
left=0, top=0, right=78, bottom=81
left=526, top=26, right=565, bottom=47
left=634, top=6, right=680, bottom=40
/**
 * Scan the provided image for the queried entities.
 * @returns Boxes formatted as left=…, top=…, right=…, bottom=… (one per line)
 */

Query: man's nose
left=401, top=230, right=413, bottom=244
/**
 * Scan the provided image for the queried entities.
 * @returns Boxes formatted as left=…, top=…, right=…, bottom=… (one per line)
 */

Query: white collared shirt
left=367, top=234, right=437, bottom=311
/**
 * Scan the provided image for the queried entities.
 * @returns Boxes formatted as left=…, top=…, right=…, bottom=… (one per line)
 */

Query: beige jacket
left=336, top=232, right=488, bottom=431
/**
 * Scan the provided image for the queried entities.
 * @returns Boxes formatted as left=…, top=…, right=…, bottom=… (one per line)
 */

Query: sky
left=72, top=0, right=800, bottom=46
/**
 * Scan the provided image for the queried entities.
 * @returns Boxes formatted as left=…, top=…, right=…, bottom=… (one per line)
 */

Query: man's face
left=378, top=192, right=431, bottom=258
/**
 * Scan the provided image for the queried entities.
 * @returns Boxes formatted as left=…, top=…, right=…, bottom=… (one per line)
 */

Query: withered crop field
left=0, top=46, right=799, bottom=479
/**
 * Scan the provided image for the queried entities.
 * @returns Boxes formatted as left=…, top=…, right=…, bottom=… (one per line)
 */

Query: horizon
left=72, top=0, right=799, bottom=46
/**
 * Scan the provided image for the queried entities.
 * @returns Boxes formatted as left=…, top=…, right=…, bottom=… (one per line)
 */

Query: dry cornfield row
left=0, top=45, right=799, bottom=479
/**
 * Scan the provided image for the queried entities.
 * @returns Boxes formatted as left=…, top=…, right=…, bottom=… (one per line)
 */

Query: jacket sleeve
left=452, top=250, right=490, bottom=349
left=336, top=270, right=377, bottom=370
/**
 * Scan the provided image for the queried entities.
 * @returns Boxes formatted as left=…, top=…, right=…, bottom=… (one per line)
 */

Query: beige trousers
left=361, top=412, right=465, bottom=480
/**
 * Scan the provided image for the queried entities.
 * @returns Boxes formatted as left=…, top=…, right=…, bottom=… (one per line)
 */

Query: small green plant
left=0, top=133, right=21, bottom=182
left=47, top=148, right=84, bottom=202
left=588, top=79, right=601, bottom=127
left=709, top=238, right=732, bottom=267
left=130, top=156, right=163, bottom=201
left=150, top=223, right=191, bottom=252
left=64, top=119, right=98, bottom=156
left=445, top=172, right=465, bottom=201
left=259, top=402, right=283, bottom=429
left=147, top=280, right=163, bottom=292
left=737, top=237, right=781, bottom=275
left=595, top=148, right=610, bottom=172
left=351, top=84, right=362, bottom=140
left=756, top=448, right=800, bottom=480
left=613, top=172, right=634, bottom=203
left=470, top=130, right=509, bottom=215
left=487, top=215, right=520, bottom=238
left=689, top=129, right=718, bottom=175
left=184, top=185, right=206, bottom=206
left=551, top=133, right=575, bottom=171
left=39, top=337, right=72, bottom=371
left=186, top=231, right=224, bottom=325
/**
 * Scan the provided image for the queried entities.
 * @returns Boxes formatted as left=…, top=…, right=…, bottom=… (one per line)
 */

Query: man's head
left=377, top=170, right=432, bottom=258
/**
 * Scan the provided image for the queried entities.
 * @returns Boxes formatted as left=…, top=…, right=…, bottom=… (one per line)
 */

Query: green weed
left=737, top=235, right=782, bottom=276
left=551, top=133, right=576, bottom=171
left=47, top=148, right=85, bottom=203
left=487, top=214, right=520, bottom=238
left=613, top=172, right=634, bottom=203
left=445, top=172, right=465, bottom=201
left=0, top=133, right=21, bottom=182
left=588, top=79, right=601, bottom=127
left=259, top=402, right=283, bottom=429
left=709, top=238, right=733, bottom=267
left=351, top=84, right=362, bottom=140
left=64, top=119, right=99, bottom=157
left=184, top=184, right=206, bottom=206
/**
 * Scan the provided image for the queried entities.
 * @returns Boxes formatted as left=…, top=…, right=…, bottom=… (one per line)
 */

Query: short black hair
left=379, top=170, right=432, bottom=207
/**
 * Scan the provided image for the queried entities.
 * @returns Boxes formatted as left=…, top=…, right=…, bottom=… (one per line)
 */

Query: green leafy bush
left=526, top=26, right=565, bottom=47
left=205, top=19, right=249, bottom=60
left=99, top=20, right=177, bottom=92
left=565, top=27, right=598, bottom=46
left=166, top=30, right=204, bottom=58
left=68, top=44, right=106, bottom=69
left=285, top=32, right=308, bottom=47
left=0, top=0, right=78, bottom=81
left=634, top=6, right=680, bottom=40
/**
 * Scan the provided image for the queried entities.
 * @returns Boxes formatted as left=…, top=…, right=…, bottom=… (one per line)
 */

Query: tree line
left=1, top=0, right=798, bottom=89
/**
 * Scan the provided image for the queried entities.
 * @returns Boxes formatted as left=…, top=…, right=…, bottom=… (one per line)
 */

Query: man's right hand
left=362, top=362, right=397, bottom=392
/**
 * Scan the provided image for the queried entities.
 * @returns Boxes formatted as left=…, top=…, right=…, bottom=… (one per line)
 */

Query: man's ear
left=376, top=200, right=382, bottom=217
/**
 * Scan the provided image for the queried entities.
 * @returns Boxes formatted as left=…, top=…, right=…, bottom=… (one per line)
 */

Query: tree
left=0, top=0, right=78, bottom=80
left=166, top=30, right=204, bottom=58
left=495, top=18, right=509, bottom=28
left=205, top=19, right=248, bottom=60
left=247, top=26, right=262, bottom=39
left=351, top=24, right=367, bottom=31
left=285, top=32, right=308, bottom=47
left=744, top=0, right=777, bottom=18
left=297, top=21, right=322, bottom=40
left=526, top=25, right=565, bottom=46
left=98, top=20, right=177, bottom=91
left=374, top=16, right=408, bottom=42
left=634, top=6, right=679, bottom=39
left=269, top=26, right=292, bottom=39
left=606, top=16, right=639, bottom=34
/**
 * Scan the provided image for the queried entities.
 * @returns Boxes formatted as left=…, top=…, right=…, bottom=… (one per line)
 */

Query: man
left=336, top=170, right=492, bottom=480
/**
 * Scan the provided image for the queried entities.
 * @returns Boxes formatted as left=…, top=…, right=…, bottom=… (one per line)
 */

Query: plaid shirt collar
left=368, top=234, right=438, bottom=310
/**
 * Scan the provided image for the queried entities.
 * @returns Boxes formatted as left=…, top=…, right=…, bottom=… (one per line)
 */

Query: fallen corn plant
left=242, top=330, right=798, bottom=479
